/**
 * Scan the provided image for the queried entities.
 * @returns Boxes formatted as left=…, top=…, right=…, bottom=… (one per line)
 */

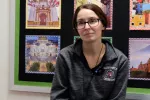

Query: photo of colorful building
left=130, top=0, right=150, bottom=30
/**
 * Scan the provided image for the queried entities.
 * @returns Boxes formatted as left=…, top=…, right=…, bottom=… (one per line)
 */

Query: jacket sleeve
left=50, top=53, right=70, bottom=100
left=109, top=58, right=129, bottom=100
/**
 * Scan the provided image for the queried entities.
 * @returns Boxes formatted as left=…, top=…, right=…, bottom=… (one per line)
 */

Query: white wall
left=0, top=0, right=9, bottom=99
left=0, top=0, right=50, bottom=100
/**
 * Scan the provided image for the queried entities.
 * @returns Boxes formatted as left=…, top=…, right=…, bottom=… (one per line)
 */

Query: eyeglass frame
left=76, top=18, right=101, bottom=30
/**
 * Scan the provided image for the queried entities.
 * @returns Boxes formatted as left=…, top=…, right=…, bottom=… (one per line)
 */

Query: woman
left=50, top=4, right=129, bottom=100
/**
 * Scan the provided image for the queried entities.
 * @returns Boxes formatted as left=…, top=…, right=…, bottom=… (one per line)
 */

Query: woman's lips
left=83, top=32, right=93, bottom=36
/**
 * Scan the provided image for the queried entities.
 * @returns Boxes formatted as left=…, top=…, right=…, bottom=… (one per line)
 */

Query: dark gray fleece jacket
left=50, top=39, right=129, bottom=100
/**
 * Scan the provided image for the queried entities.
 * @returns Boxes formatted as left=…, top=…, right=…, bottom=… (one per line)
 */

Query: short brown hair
left=73, top=4, right=107, bottom=32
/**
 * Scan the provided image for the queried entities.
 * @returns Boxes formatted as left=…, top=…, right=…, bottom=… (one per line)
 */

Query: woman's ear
left=102, top=26, right=105, bottom=30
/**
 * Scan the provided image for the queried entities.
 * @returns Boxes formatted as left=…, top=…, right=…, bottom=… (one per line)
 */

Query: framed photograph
left=26, top=0, right=61, bottom=29
left=130, top=0, right=150, bottom=30
left=74, top=0, right=113, bottom=30
left=25, top=35, right=60, bottom=74
left=128, top=38, right=150, bottom=94
left=128, top=38, right=150, bottom=93
left=129, top=38, right=150, bottom=80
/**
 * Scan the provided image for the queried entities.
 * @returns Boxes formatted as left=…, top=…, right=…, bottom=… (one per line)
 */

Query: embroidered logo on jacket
left=103, top=67, right=117, bottom=81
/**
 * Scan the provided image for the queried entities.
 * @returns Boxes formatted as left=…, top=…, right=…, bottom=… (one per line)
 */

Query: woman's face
left=76, top=9, right=104, bottom=43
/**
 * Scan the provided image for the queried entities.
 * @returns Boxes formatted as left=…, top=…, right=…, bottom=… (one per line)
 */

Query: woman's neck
left=82, top=40, right=103, bottom=56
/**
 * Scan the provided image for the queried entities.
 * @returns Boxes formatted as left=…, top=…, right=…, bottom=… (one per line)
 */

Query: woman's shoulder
left=59, top=44, right=75, bottom=55
left=104, top=40, right=128, bottom=60
left=113, top=47, right=128, bottom=62
left=59, top=39, right=82, bottom=56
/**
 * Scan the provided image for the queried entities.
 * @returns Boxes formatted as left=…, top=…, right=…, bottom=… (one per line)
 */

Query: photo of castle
left=25, top=35, right=60, bottom=74
left=26, top=0, right=61, bottom=29
left=129, top=38, right=150, bottom=80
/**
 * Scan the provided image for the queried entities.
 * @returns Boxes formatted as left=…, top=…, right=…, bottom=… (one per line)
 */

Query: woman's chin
left=82, top=38, right=96, bottom=42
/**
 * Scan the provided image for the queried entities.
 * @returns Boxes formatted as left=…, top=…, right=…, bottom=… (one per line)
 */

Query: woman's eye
left=77, top=21, right=84, bottom=25
left=89, top=19, right=97, bottom=23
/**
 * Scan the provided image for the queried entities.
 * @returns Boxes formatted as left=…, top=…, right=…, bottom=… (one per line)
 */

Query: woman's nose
left=84, top=23, right=91, bottom=29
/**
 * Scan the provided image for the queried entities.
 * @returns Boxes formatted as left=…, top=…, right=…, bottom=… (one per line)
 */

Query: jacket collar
left=73, top=39, right=83, bottom=57
left=73, top=38, right=118, bottom=61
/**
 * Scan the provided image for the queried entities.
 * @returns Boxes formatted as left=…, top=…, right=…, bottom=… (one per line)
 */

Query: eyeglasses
left=76, top=18, right=100, bottom=30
